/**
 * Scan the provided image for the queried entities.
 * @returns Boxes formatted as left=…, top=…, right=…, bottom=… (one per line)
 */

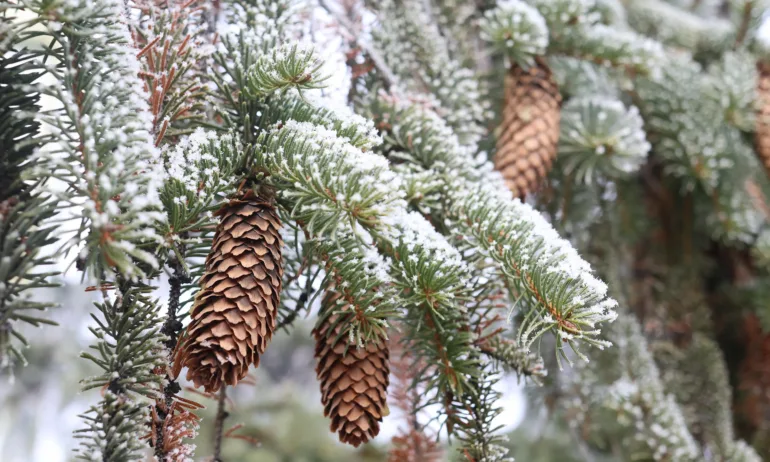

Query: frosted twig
left=317, top=0, right=398, bottom=87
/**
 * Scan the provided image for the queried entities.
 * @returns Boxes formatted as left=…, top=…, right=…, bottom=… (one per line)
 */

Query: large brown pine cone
left=756, top=63, right=770, bottom=175
left=314, top=291, right=390, bottom=447
left=494, top=58, right=562, bottom=198
left=175, top=190, right=283, bottom=392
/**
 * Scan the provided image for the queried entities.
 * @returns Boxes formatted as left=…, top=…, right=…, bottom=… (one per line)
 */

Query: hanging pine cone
left=756, top=63, right=770, bottom=175
left=314, top=290, right=390, bottom=447
left=174, top=190, right=283, bottom=392
left=494, top=58, right=562, bottom=198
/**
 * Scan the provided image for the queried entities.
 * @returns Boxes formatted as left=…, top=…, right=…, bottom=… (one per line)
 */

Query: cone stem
left=213, top=387, right=227, bottom=462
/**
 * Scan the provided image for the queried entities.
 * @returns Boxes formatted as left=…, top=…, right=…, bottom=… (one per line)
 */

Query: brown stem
left=734, top=1, right=754, bottom=48
left=213, top=386, right=228, bottom=462
left=154, top=244, right=190, bottom=460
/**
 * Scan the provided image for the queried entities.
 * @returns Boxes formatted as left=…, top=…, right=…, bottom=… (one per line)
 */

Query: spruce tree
left=3, top=0, right=770, bottom=461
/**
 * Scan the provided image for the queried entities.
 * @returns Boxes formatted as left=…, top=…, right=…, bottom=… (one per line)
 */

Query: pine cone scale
left=177, top=191, right=283, bottom=393
left=314, top=292, right=390, bottom=447
left=756, top=63, right=770, bottom=174
left=494, top=59, right=561, bottom=198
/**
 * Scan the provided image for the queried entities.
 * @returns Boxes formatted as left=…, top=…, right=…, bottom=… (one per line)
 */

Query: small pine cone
left=176, top=190, right=283, bottom=392
left=756, top=63, right=770, bottom=174
left=494, top=58, right=562, bottom=198
left=314, top=291, right=390, bottom=447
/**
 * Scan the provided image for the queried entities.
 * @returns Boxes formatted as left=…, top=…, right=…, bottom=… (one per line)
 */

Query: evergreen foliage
left=6, top=0, right=770, bottom=460
left=0, top=32, right=58, bottom=368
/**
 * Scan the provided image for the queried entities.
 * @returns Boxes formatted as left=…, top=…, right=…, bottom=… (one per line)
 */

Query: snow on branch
left=376, top=210, right=480, bottom=400
left=159, top=130, right=248, bottom=239
left=559, top=96, right=650, bottom=183
left=370, top=0, right=489, bottom=148
left=480, top=0, right=549, bottom=66
left=255, top=104, right=482, bottom=409
left=625, top=0, right=733, bottom=51
left=371, top=96, right=618, bottom=359
left=28, top=0, right=165, bottom=279
left=526, top=0, right=598, bottom=28
left=447, top=179, right=618, bottom=358
left=635, top=56, right=752, bottom=192
left=0, top=39, right=59, bottom=369
left=563, top=313, right=702, bottom=462
left=309, top=224, right=399, bottom=347
left=257, top=119, right=404, bottom=234
left=243, top=44, right=327, bottom=99
left=261, top=94, right=382, bottom=150
left=557, top=23, right=665, bottom=76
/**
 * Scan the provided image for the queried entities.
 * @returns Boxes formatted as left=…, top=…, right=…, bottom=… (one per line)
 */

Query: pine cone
left=756, top=63, right=770, bottom=175
left=314, top=291, right=390, bottom=447
left=175, top=190, right=283, bottom=392
left=494, top=58, right=562, bottom=198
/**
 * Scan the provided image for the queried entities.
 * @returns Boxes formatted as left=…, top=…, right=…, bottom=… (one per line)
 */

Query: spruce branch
left=561, top=262, right=702, bottom=462
left=654, top=334, right=762, bottom=461
left=558, top=96, right=651, bottom=183
left=243, top=43, right=327, bottom=99
left=161, top=254, right=190, bottom=355
left=388, top=330, right=444, bottom=462
left=454, top=368, right=513, bottom=462
left=27, top=0, right=166, bottom=279
left=79, top=281, right=165, bottom=396
left=376, top=211, right=482, bottom=404
left=317, top=0, right=398, bottom=87
left=131, top=0, right=210, bottom=142
left=0, top=40, right=59, bottom=370
left=634, top=53, right=759, bottom=204
left=550, top=24, right=666, bottom=76
left=256, top=119, right=404, bottom=234
left=370, top=0, right=490, bottom=147
left=477, top=335, right=547, bottom=384
left=260, top=94, right=382, bottom=150
left=254, top=97, right=485, bottom=431
left=151, top=250, right=194, bottom=462
left=308, top=224, right=399, bottom=346
left=479, top=0, right=549, bottom=67
left=369, top=97, right=618, bottom=359
left=625, top=0, right=734, bottom=51
left=75, top=391, right=151, bottom=462
left=158, top=130, right=248, bottom=238
left=76, top=279, right=166, bottom=460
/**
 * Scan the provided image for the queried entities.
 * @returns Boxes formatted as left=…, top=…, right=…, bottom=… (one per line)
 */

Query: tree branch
left=317, top=0, right=398, bottom=87
left=213, top=386, right=228, bottom=462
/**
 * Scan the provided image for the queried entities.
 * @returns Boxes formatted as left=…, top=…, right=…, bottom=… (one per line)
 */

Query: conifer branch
left=243, top=44, right=326, bottom=98
left=256, top=119, right=403, bottom=234
left=132, top=0, right=210, bottom=141
left=10, top=0, right=766, bottom=458
left=27, top=0, right=166, bottom=280
left=308, top=225, right=398, bottom=345
left=388, top=330, right=443, bottom=462
left=477, top=335, right=547, bottom=384
left=370, top=0, right=490, bottom=147
left=368, top=97, right=618, bottom=359
left=0, top=25, right=59, bottom=370
left=76, top=279, right=166, bottom=460
left=317, top=0, right=398, bottom=87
